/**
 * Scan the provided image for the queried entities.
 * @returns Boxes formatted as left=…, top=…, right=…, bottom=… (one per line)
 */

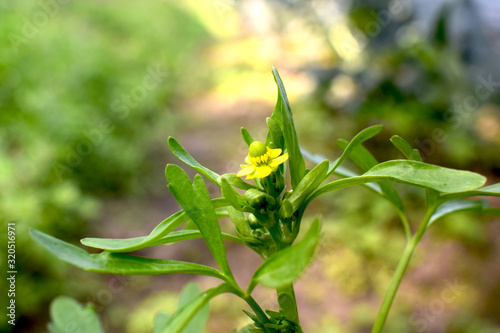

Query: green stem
left=232, top=286, right=273, bottom=333
left=371, top=206, right=436, bottom=333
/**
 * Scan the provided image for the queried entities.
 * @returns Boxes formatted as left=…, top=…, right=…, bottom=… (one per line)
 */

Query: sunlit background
left=2, top=0, right=500, bottom=332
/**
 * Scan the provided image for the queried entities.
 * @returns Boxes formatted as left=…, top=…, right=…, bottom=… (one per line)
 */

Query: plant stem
left=371, top=206, right=436, bottom=333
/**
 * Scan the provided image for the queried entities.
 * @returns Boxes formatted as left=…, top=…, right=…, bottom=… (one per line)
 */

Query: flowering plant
left=32, top=68, right=500, bottom=333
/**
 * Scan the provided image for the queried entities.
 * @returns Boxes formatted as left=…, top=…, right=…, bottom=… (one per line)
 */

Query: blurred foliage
left=0, top=1, right=212, bottom=332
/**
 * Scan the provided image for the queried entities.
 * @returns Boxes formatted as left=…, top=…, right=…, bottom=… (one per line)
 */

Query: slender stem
left=232, top=286, right=273, bottom=333
left=371, top=206, right=436, bottom=333
left=397, top=210, right=412, bottom=242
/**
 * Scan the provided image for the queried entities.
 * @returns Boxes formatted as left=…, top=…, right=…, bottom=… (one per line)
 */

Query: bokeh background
left=2, top=0, right=500, bottom=332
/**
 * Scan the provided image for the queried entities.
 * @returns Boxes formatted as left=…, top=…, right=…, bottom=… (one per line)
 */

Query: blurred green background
left=1, top=0, right=500, bottom=332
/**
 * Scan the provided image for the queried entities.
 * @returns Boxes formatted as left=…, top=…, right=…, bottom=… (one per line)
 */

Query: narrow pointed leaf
left=241, top=128, right=254, bottom=146
left=337, top=139, right=404, bottom=212
left=31, top=229, right=227, bottom=279
left=271, top=67, right=306, bottom=188
left=390, top=135, right=423, bottom=161
left=328, top=125, right=383, bottom=175
left=248, top=220, right=321, bottom=291
left=157, top=284, right=230, bottom=333
left=48, top=296, right=104, bottom=333
left=168, top=137, right=220, bottom=185
left=166, top=164, right=233, bottom=278
left=154, top=313, right=170, bottom=333
left=81, top=198, right=229, bottom=252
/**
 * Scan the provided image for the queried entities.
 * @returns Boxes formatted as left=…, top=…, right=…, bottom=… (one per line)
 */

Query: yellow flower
left=237, top=141, right=289, bottom=179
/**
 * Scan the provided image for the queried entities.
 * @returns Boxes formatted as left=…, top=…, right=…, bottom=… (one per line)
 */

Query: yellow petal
left=252, top=165, right=273, bottom=178
left=268, top=153, right=289, bottom=168
left=268, top=148, right=282, bottom=158
left=245, top=155, right=251, bottom=165
left=237, top=165, right=255, bottom=177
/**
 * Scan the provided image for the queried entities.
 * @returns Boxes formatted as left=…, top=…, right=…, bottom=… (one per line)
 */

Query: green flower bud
left=243, top=188, right=275, bottom=209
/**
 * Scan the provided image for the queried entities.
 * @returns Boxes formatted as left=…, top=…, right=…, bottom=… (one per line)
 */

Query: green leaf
left=178, top=283, right=210, bottom=333
left=241, top=128, right=254, bottom=146
left=271, top=67, right=306, bottom=189
left=157, top=284, right=230, bottom=333
left=301, top=147, right=383, bottom=195
left=48, top=296, right=104, bottom=333
left=154, top=313, right=170, bottom=333
left=31, top=229, right=226, bottom=279
left=218, top=173, right=258, bottom=190
left=328, top=125, right=384, bottom=175
left=390, top=135, right=423, bottom=162
left=363, top=160, right=486, bottom=193
left=429, top=200, right=489, bottom=226
left=248, top=219, right=321, bottom=291
left=168, top=137, right=220, bottom=185
left=337, top=139, right=404, bottom=212
left=287, top=160, right=329, bottom=212
left=309, top=160, right=487, bottom=203
left=166, top=164, right=233, bottom=279
left=81, top=198, right=229, bottom=252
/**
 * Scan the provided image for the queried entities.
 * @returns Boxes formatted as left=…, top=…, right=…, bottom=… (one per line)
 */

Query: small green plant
left=32, top=68, right=500, bottom=333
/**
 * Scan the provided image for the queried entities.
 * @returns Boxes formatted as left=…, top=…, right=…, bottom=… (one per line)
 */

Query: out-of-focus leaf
left=157, top=284, right=230, bottom=333
left=154, top=313, right=170, bottom=333
left=248, top=220, right=321, bottom=291
left=48, top=296, right=104, bottom=333
left=429, top=200, right=488, bottom=226
left=337, top=139, right=404, bottom=212
left=328, top=125, right=384, bottom=175
left=178, top=283, right=210, bottom=333
left=390, top=135, right=423, bottom=162
left=168, top=137, right=220, bottom=185
left=271, top=67, right=306, bottom=189
left=31, top=229, right=226, bottom=279
left=166, top=164, right=233, bottom=279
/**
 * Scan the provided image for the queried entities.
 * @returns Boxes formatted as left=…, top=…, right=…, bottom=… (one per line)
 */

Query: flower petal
left=253, top=165, right=273, bottom=179
left=245, top=155, right=251, bottom=164
left=268, top=148, right=282, bottom=158
left=237, top=165, right=255, bottom=177
left=268, top=153, right=289, bottom=168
